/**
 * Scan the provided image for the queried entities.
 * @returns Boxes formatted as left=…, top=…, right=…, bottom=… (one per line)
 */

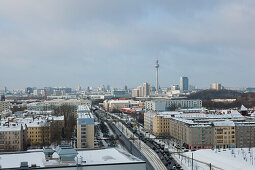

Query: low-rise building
left=145, top=99, right=202, bottom=111
left=0, top=147, right=146, bottom=170
left=104, top=100, right=139, bottom=112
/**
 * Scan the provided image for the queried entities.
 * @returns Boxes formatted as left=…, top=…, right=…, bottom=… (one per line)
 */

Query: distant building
left=171, top=85, right=180, bottom=91
left=124, top=85, right=128, bottom=91
left=0, top=95, right=5, bottom=101
left=180, top=77, right=189, bottom=92
left=131, top=89, right=139, bottom=97
left=132, top=82, right=150, bottom=97
left=111, top=90, right=130, bottom=98
left=25, top=87, right=34, bottom=94
left=77, top=85, right=81, bottom=91
left=27, top=99, right=92, bottom=111
left=246, top=87, right=255, bottom=92
left=210, top=83, right=223, bottom=90
left=77, top=105, right=94, bottom=148
left=0, top=101, right=10, bottom=112
left=145, top=99, right=202, bottom=111
left=104, top=100, right=139, bottom=112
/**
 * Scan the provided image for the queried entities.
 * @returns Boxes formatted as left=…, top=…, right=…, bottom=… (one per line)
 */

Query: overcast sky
left=0, top=0, right=255, bottom=90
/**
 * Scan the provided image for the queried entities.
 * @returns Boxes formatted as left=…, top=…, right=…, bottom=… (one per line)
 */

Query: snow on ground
left=180, top=148, right=255, bottom=170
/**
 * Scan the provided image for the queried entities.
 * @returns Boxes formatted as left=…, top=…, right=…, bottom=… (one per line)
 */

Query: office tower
left=180, top=76, right=189, bottom=92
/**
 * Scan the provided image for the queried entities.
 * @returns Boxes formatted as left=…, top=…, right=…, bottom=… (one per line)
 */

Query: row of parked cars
left=123, top=121, right=182, bottom=170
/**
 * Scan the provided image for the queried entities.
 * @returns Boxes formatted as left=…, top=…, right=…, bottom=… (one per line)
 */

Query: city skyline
left=1, top=0, right=255, bottom=89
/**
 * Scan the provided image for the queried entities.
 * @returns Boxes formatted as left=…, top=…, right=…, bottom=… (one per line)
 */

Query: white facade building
left=145, top=99, right=202, bottom=111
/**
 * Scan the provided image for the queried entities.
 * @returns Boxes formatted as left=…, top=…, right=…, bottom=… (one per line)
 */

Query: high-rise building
left=155, top=59, right=159, bottom=93
left=0, top=95, right=5, bottom=101
left=77, top=85, right=81, bottom=91
left=143, top=82, right=150, bottom=97
left=180, top=76, right=189, bottom=92
left=131, top=89, right=139, bottom=97
left=77, top=105, right=95, bottom=148
left=124, top=85, right=128, bottom=91
left=132, top=83, right=150, bottom=97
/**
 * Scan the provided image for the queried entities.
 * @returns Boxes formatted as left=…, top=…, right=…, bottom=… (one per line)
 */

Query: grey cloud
left=0, top=0, right=254, bottom=89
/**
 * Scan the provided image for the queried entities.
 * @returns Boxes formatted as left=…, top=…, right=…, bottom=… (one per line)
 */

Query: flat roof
left=0, top=148, right=144, bottom=169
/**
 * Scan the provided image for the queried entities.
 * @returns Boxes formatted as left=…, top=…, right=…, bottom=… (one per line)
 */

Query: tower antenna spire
left=155, top=58, right=159, bottom=93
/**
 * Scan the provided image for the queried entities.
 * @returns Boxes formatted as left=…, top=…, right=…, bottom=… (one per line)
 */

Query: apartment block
left=153, top=115, right=171, bottom=137
left=144, top=111, right=158, bottom=132
left=235, top=122, right=255, bottom=148
left=27, top=120, right=50, bottom=146
left=77, top=105, right=94, bottom=148
left=213, top=121, right=236, bottom=149
left=150, top=110, right=255, bottom=149
left=0, top=123, right=26, bottom=152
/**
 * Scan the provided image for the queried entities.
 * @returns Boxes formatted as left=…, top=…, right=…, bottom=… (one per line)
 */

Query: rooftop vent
left=20, top=161, right=28, bottom=168
left=43, top=147, right=55, bottom=159
left=56, top=145, right=78, bottom=162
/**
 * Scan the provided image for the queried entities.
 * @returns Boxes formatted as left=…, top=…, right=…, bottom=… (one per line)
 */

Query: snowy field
left=176, top=148, right=255, bottom=170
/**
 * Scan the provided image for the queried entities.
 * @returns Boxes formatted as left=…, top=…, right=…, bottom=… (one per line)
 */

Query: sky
left=0, top=0, right=255, bottom=90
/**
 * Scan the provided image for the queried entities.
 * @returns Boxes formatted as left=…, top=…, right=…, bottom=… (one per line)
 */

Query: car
left=176, top=164, right=181, bottom=169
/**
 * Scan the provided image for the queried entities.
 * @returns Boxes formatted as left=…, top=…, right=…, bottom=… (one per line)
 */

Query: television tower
left=155, top=59, right=159, bottom=93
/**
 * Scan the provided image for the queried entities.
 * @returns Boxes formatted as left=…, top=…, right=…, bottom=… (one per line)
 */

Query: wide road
left=114, top=119, right=167, bottom=170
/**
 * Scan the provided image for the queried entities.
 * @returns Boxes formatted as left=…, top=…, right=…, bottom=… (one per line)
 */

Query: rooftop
left=0, top=148, right=144, bottom=169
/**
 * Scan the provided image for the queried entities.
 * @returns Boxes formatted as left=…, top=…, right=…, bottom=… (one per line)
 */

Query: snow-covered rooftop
left=241, top=105, right=248, bottom=111
left=213, top=120, right=235, bottom=127
left=0, top=148, right=144, bottom=169
left=0, top=123, right=23, bottom=132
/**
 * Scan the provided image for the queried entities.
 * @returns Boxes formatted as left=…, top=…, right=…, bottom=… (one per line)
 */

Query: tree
left=50, top=121, right=62, bottom=145
left=52, top=104, right=76, bottom=142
